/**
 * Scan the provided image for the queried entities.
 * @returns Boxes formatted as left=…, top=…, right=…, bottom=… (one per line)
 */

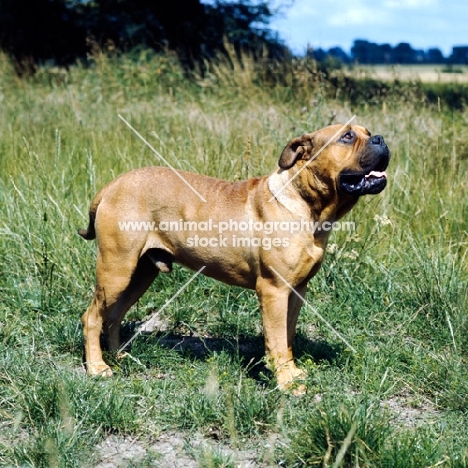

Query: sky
left=268, top=0, right=468, bottom=57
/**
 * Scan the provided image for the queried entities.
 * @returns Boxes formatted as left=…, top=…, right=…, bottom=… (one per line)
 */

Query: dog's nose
left=370, top=135, right=385, bottom=146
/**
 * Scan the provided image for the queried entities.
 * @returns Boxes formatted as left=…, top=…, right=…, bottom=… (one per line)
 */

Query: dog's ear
left=278, top=134, right=313, bottom=169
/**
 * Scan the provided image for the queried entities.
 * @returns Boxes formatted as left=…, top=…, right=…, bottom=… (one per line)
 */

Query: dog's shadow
left=120, top=323, right=343, bottom=381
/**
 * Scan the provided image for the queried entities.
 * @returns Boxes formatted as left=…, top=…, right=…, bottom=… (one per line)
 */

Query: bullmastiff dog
left=79, top=123, right=390, bottom=389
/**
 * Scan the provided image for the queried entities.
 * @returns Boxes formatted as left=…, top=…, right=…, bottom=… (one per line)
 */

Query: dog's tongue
left=365, top=171, right=387, bottom=179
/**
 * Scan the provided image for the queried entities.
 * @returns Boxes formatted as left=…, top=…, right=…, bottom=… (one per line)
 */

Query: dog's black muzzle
left=339, top=135, right=391, bottom=196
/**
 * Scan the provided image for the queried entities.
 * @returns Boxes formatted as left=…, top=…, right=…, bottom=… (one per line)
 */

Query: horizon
left=293, top=39, right=468, bottom=58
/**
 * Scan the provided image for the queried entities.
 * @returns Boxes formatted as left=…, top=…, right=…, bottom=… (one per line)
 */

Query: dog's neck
left=267, top=169, right=311, bottom=219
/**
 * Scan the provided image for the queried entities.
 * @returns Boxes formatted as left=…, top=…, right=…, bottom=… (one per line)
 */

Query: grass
left=1, top=48, right=468, bottom=466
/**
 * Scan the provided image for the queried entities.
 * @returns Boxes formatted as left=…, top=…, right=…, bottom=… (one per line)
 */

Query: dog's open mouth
left=340, top=169, right=388, bottom=195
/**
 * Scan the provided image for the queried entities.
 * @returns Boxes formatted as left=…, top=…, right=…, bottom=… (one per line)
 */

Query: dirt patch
left=381, top=393, right=439, bottom=427
left=93, top=431, right=279, bottom=467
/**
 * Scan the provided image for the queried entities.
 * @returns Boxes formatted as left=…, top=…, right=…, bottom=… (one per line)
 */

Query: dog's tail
left=78, top=217, right=96, bottom=240
left=78, top=194, right=102, bottom=240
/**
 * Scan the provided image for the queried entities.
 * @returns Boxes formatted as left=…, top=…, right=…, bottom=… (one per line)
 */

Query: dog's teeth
left=365, top=171, right=387, bottom=179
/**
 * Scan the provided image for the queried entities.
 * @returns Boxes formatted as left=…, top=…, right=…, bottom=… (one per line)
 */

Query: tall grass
left=1, top=48, right=468, bottom=466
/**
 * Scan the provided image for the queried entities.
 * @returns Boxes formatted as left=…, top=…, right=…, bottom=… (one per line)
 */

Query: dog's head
left=278, top=124, right=390, bottom=198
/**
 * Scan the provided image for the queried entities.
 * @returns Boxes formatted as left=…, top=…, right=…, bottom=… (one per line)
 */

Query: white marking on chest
left=268, top=170, right=310, bottom=219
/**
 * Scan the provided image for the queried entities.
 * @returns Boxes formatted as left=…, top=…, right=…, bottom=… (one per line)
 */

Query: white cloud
left=383, top=0, right=437, bottom=8
left=327, top=4, right=389, bottom=26
left=281, top=4, right=318, bottom=20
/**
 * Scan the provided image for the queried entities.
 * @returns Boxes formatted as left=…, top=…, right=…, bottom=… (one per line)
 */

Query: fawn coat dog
left=79, top=124, right=390, bottom=389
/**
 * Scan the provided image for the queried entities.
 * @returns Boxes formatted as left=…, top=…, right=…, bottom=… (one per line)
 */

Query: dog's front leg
left=256, top=278, right=306, bottom=389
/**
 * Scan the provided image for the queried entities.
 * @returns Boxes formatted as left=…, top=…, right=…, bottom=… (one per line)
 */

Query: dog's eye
left=340, top=132, right=355, bottom=143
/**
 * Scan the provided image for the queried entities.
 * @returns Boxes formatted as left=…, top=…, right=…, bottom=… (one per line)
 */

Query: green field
left=1, top=50, right=468, bottom=467
left=351, top=64, right=468, bottom=83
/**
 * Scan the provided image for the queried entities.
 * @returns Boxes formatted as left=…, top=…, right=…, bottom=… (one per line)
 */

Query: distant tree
left=449, top=46, right=468, bottom=64
left=351, top=39, right=388, bottom=64
left=351, top=39, right=371, bottom=64
left=414, top=49, right=425, bottom=63
left=393, top=42, right=416, bottom=64
left=328, top=46, right=349, bottom=63
left=426, top=48, right=445, bottom=64
left=307, top=47, right=327, bottom=61
left=378, top=43, right=393, bottom=64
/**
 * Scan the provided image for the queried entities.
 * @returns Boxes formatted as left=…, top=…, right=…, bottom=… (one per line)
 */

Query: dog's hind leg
left=82, top=252, right=158, bottom=376
left=103, top=254, right=159, bottom=352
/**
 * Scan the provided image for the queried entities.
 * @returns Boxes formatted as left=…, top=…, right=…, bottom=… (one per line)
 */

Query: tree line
left=311, top=40, right=468, bottom=66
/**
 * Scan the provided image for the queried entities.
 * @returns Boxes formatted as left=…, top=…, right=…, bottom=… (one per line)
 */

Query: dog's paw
left=86, top=362, right=113, bottom=377
left=276, top=366, right=308, bottom=394
left=291, top=383, right=307, bottom=396
left=290, top=367, right=308, bottom=380
left=278, top=379, right=307, bottom=396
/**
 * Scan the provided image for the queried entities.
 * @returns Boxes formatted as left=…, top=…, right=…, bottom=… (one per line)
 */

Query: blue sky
left=269, top=0, right=468, bottom=56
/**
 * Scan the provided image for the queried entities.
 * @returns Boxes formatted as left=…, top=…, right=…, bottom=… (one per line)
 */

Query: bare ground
left=94, top=431, right=280, bottom=468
